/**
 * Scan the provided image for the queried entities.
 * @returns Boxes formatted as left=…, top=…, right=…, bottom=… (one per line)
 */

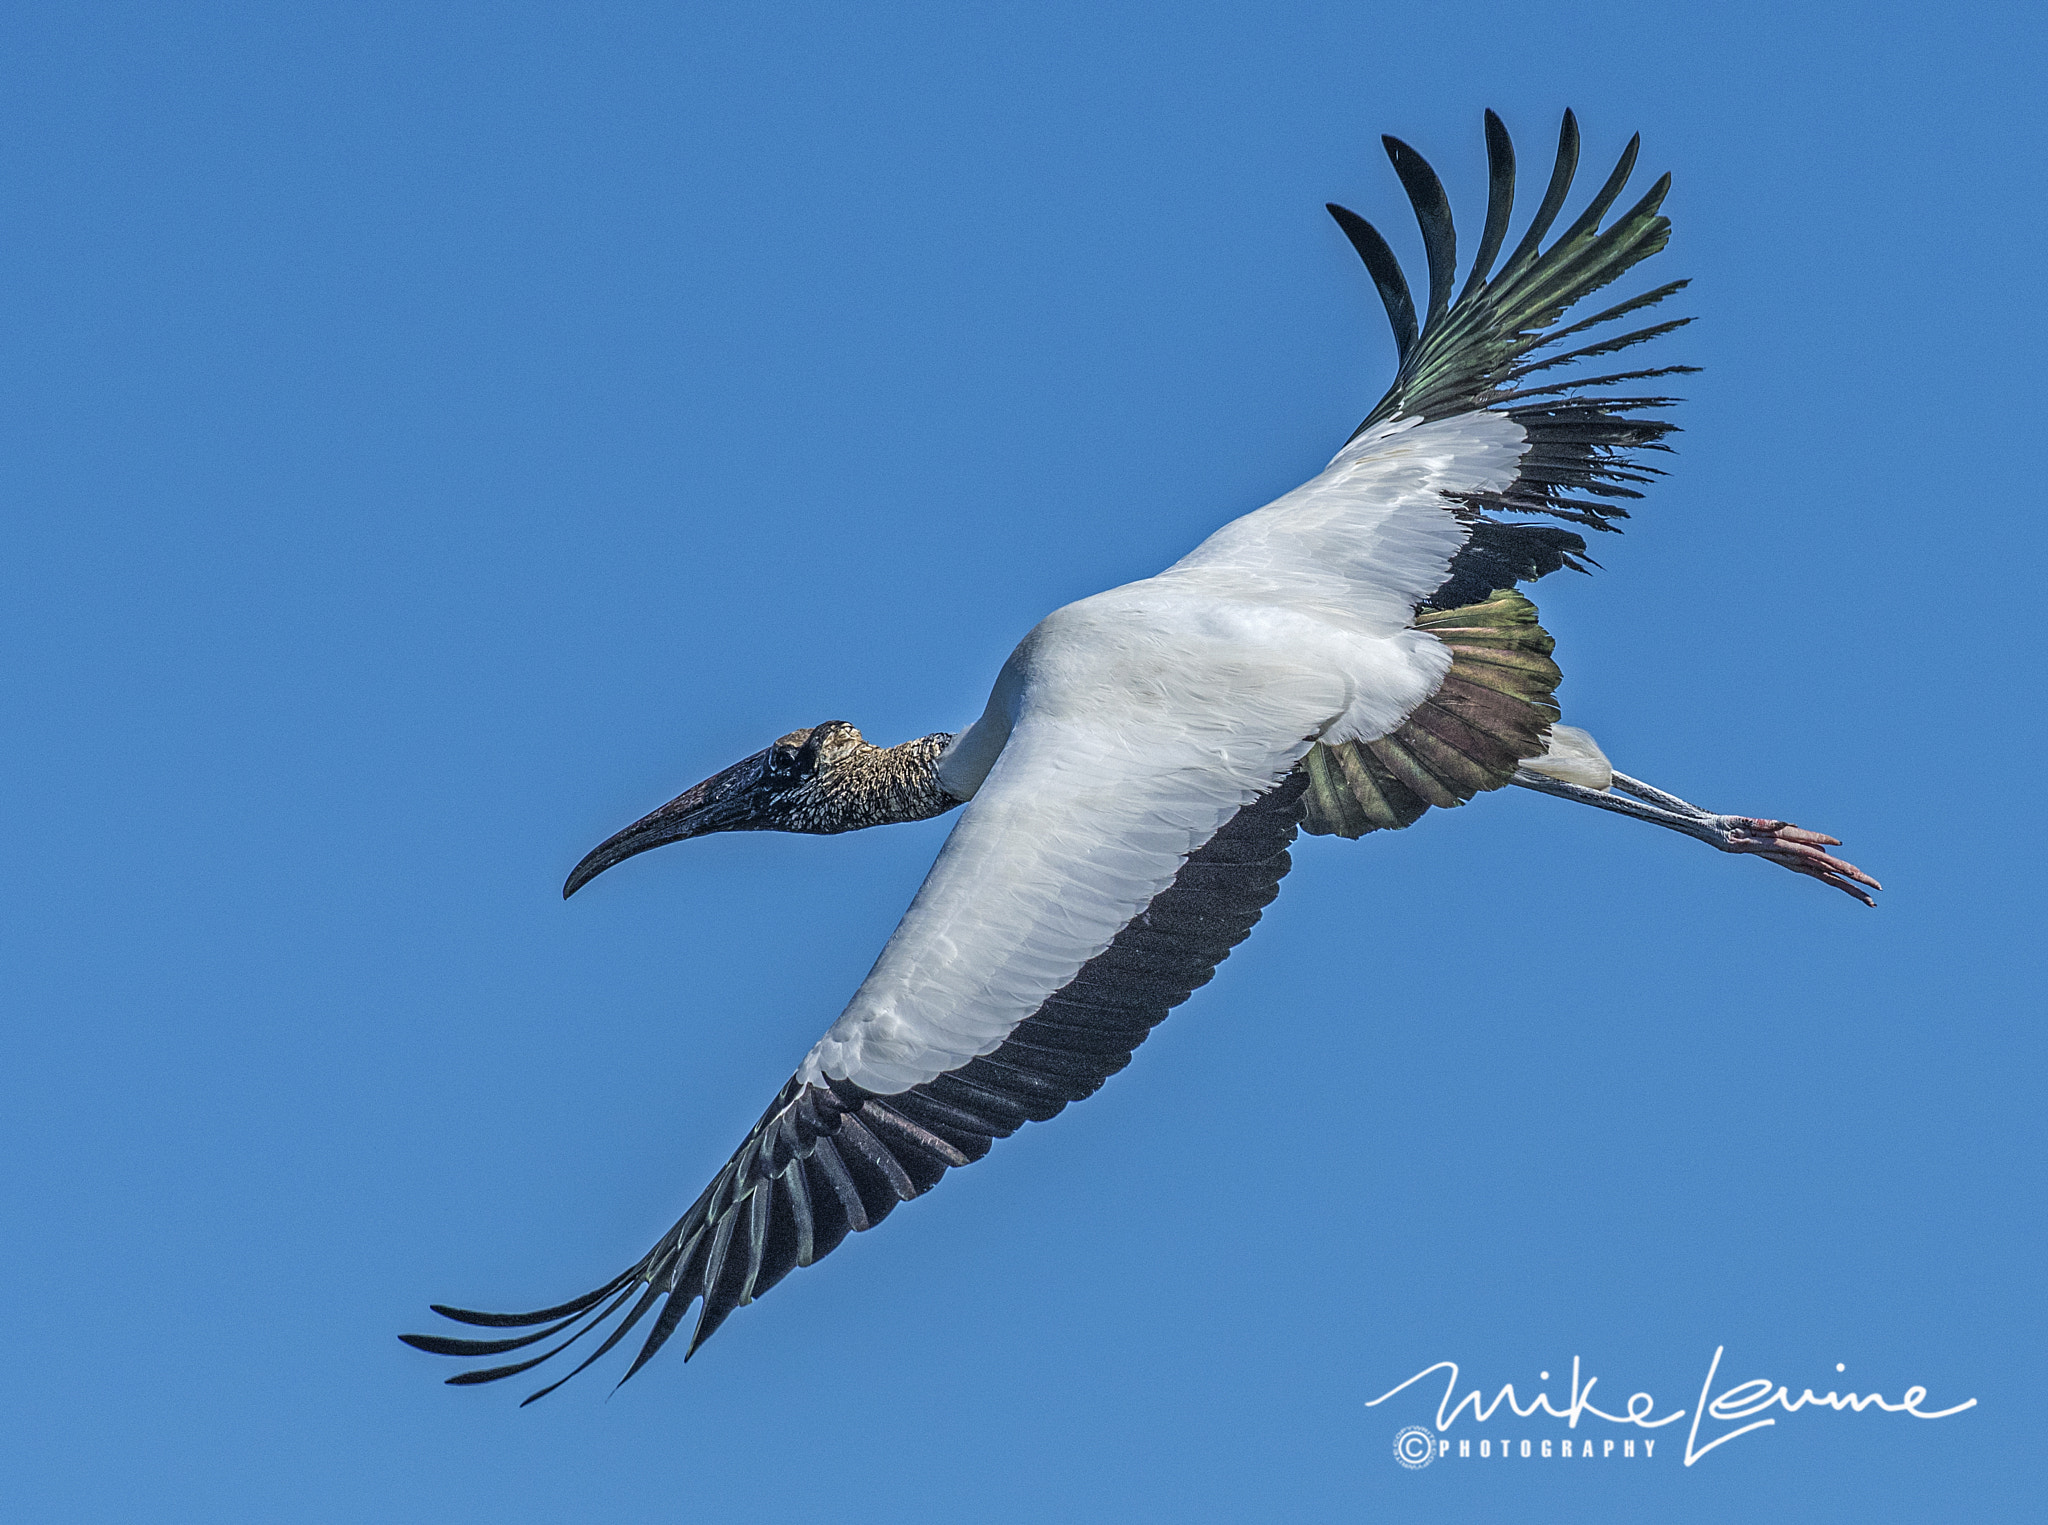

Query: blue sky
left=5, top=3, right=2042, bottom=1520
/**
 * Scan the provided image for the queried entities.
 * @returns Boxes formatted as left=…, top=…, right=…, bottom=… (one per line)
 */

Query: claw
left=1718, top=819, right=1882, bottom=906
left=1747, top=821, right=1841, bottom=848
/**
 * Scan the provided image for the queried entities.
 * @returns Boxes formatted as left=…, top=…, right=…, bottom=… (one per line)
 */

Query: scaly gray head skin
left=563, top=721, right=962, bottom=898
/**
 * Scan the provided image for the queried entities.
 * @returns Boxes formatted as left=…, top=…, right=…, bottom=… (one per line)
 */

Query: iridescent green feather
left=1301, top=589, right=1562, bottom=839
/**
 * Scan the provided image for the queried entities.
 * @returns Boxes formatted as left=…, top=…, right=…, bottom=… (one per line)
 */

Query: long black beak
left=563, top=747, right=777, bottom=899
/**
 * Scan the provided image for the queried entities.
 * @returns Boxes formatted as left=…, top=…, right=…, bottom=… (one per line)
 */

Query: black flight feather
left=1457, top=110, right=1517, bottom=304
left=1496, top=109, right=1582, bottom=284
left=404, top=774, right=1311, bottom=1400
left=1326, top=203, right=1417, bottom=362
left=1383, top=135, right=1458, bottom=328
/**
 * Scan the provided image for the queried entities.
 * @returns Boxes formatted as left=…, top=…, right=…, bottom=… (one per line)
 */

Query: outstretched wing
left=404, top=768, right=1311, bottom=1402
left=1199, top=110, right=1691, bottom=835
left=408, top=587, right=1360, bottom=1400
left=1327, top=107, right=1692, bottom=611
left=1183, top=109, right=1687, bottom=640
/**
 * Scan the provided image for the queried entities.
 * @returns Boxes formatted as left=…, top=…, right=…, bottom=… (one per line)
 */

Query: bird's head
left=563, top=721, right=957, bottom=898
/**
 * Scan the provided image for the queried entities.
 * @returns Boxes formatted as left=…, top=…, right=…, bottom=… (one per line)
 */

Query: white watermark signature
left=1365, top=1347, right=1976, bottom=1469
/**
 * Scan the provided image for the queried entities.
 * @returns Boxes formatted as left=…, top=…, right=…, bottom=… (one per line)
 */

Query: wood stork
left=403, top=111, right=1878, bottom=1402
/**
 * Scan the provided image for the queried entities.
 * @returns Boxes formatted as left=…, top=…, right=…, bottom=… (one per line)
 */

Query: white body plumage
left=804, top=412, right=1526, bottom=1091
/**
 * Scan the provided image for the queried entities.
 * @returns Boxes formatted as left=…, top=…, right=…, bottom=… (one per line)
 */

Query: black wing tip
left=426, top=1298, right=584, bottom=1329
left=1351, top=107, right=1687, bottom=424
left=444, top=1362, right=533, bottom=1387
left=421, top=1269, right=641, bottom=1330
left=685, top=1311, right=723, bottom=1360
left=400, top=1332, right=484, bottom=1356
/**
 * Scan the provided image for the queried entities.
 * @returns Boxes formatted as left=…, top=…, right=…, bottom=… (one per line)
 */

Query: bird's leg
left=1507, top=767, right=1883, bottom=907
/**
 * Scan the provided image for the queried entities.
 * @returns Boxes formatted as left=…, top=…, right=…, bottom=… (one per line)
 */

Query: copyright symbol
left=1393, top=1425, right=1438, bottom=1469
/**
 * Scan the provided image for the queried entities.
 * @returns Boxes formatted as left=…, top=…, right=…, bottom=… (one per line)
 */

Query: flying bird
left=404, top=110, right=1879, bottom=1402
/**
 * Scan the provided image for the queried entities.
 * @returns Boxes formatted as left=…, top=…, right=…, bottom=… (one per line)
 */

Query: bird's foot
left=1696, top=817, right=1882, bottom=906
left=1607, top=774, right=1883, bottom=907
